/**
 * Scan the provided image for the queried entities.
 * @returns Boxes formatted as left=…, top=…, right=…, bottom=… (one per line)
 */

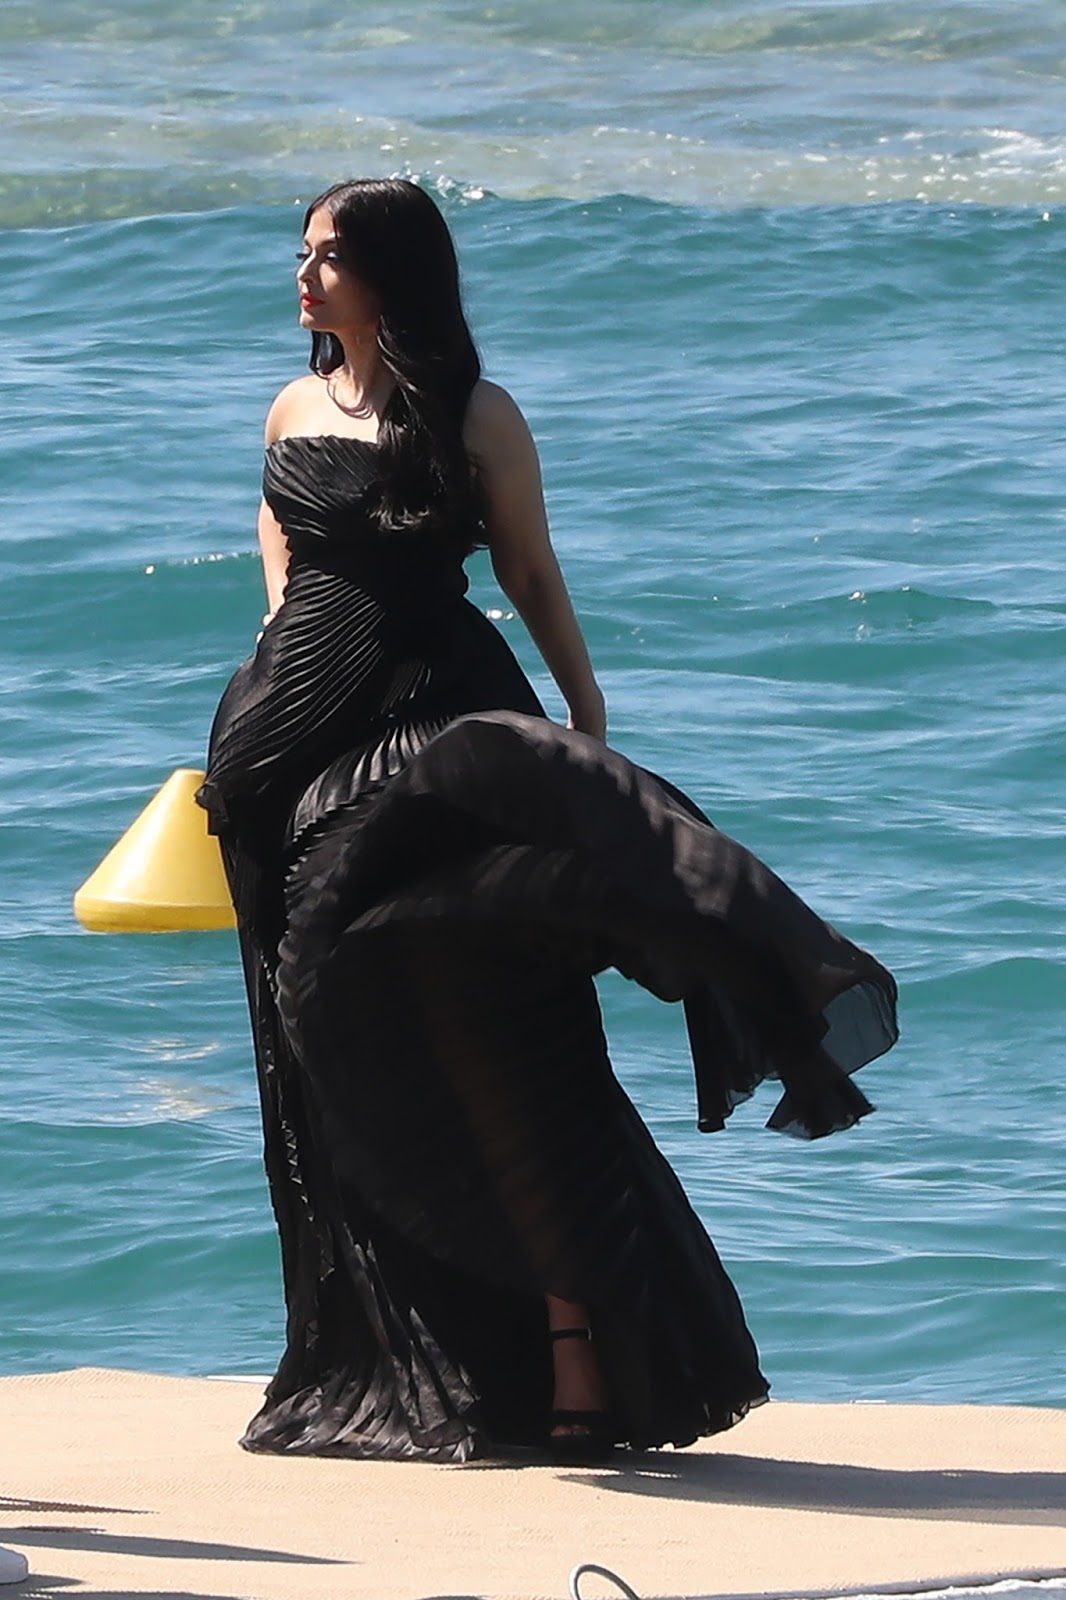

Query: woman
left=198, top=178, right=898, bottom=1464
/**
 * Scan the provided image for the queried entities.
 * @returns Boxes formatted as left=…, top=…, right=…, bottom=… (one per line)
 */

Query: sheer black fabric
left=198, top=434, right=898, bottom=1462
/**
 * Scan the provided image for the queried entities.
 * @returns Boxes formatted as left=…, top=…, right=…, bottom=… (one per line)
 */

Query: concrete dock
left=2, top=1368, right=1064, bottom=1599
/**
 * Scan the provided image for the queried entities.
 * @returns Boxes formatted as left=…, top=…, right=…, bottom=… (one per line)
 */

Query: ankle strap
left=550, top=1326, right=592, bottom=1342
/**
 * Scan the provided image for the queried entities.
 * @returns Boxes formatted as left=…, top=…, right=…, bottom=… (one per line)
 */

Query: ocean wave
left=906, top=956, right=1066, bottom=1013
left=4, top=133, right=1065, bottom=229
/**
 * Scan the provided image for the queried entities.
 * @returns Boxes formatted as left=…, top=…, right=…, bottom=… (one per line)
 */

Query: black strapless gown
left=198, top=435, right=898, bottom=1462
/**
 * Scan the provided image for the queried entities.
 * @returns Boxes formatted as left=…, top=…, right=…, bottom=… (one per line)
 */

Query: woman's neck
left=327, top=338, right=392, bottom=420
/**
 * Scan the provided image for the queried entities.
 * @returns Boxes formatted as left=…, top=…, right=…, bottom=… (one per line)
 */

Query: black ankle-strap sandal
left=548, top=1327, right=615, bottom=1463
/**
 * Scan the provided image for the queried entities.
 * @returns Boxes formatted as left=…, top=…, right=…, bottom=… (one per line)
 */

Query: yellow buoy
left=74, top=768, right=236, bottom=933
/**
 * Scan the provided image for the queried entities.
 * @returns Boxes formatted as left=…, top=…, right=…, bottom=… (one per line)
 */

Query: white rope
left=569, top=1561, right=642, bottom=1599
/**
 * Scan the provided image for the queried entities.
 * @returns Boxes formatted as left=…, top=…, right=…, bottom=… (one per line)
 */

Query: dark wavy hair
left=304, top=178, right=483, bottom=542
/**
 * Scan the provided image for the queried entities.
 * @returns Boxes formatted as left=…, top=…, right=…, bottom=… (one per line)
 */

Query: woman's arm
left=256, top=381, right=308, bottom=623
left=257, top=497, right=290, bottom=622
left=466, top=382, right=606, bottom=740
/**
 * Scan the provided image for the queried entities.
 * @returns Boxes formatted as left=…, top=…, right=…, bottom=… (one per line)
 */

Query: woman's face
left=296, top=207, right=381, bottom=338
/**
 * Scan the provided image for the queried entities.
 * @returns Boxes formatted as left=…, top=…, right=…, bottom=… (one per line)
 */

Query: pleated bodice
left=263, top=434, right=471, bottom=600
left=199, top=434, right=541, bottom=836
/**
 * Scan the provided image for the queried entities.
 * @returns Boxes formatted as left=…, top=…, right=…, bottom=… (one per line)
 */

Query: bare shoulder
left=463, top=379, right=536, bottom=470
left=264, top=374, right=322, bottom=445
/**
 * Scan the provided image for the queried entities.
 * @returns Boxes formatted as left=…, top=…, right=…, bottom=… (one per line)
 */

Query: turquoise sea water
left=1, top=2, right=1064, bottom=1421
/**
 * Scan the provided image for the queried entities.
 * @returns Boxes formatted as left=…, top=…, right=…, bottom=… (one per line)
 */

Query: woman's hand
left=566, top=686, right=607, bottom=742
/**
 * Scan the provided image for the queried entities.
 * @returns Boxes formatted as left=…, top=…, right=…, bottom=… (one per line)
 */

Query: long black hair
left=304, top=178, right=483, bottom=542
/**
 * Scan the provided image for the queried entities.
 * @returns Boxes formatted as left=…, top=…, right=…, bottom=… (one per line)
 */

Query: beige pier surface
left=2, top=1368, right=1064, bottom=1600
